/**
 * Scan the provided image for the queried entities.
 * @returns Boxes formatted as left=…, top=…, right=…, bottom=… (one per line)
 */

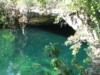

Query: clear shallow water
left=0, top=28, right=88, bottom=75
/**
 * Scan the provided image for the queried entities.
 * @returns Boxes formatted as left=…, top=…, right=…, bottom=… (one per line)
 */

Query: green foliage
left=24, top=0, right=33, bottom=6
left=38, top=0, right=46, bottom=6
left=0, top=15, right=5, bottom=24
left=70, top=0, right=100, bottom=40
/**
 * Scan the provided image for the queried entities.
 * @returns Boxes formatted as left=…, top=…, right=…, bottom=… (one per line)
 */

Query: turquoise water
left=0, top=28, right=88, bottom=75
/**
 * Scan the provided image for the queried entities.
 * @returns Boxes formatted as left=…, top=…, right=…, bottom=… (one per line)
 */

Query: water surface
left=0, top=27, right=87, bottom=75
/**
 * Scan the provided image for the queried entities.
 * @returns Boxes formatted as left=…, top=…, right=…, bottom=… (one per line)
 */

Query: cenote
left=0, top=23, right=88, bottom=75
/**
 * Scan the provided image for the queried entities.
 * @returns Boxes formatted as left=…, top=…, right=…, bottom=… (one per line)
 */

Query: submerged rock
left=51, top=58, right=70, bottom=75
left=7, top=61, right=14, bottom=75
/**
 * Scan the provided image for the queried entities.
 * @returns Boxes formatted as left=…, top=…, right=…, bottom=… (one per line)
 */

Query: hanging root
left=20, top=23, right=26, bottom=36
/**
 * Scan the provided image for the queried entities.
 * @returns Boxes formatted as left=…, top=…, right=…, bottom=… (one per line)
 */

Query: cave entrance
left=27, top=22, right=76, bottom=37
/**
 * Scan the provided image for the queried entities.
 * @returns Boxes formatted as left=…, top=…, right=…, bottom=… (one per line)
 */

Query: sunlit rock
left=7, top=61, right=14, bottom=75
left=63, top=14, right=82, bottom=30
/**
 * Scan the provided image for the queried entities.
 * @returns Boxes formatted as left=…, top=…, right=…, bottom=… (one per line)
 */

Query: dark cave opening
left=26, top=22, right=76, bottom=37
